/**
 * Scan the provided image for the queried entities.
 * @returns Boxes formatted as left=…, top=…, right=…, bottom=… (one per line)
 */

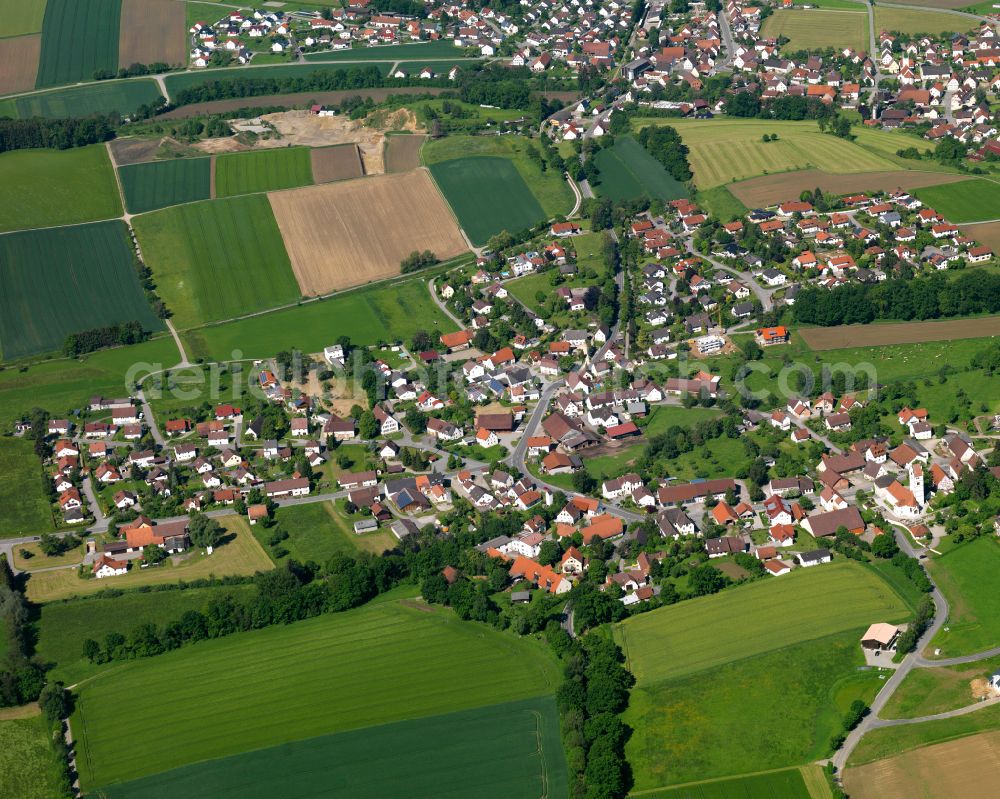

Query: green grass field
left=184, top=1, right=228, bottom=30
left=636, top=119, right=904, bottom=189
left=848, top=700, right=1000, bottom=766
left=614, top=561, right=911, bottom=684
left=118, top=157, right=212, bottom=214
left=304, top=40, right=467, bottom=61
left=73, top=590, right=560, bottom=789
left=0, top=715, right=66, bottom=799
left=36, top=0, right=120, bottom=88
left=258, top=500, right=396, bottom=566
left=696, top=185, right=748, bottom=222
left=0, top=0, right=48, bottom=37
left=927, top=537, right=1000, bottom=657
left=0, top=336, right=178, bottom=428
left=214, top=147, right=314, bottom=197
left=881, top=654, right=1000, bottom=720
left=0, top=437, right=53, bottom=538
left=429, top=156, right=546, bottom=245
left=874, top=6, right=976, bottom=35
left=182, top=273, right=458, bottom=361
left=761, top=8, right=868, bottom=53
left=37, top=584, right=258, bottom=684
left=592, top=135, right=689, bottom=203
left=626, top=631, right=882, bottom=790
left=3, top=79, right=162, bottom=118
left=164, top=62, right=393, bottom=97
left=0, top=220, right=164, bottom=360
left=90, top=696, right=566, bottom=799
left=132, top=194, right=299, bottom=329
left=639, top=767, right=825, bottom=799
left=0, top=144, right=121, bottom=233
left=643, top=405, right=722, bottom=436
left=422, top=134, right=573, bottom=220
left=913, top=178, right=1000, bottom=223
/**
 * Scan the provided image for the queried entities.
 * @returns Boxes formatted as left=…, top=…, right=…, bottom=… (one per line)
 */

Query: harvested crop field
left=310, top=144, right=363, bottom=183
left=385, top=134, right=425, bottom=173
left=961, top=220, right=1000, bottom=251
left=268, top=169, right=468, bottom=296
left=844, top=730, right=1000, bottom=799
left=159, top=88, right=447, bottom=119
left=0, top=35, right=40, bottom=95
left=730, top=169, right=964, bottom=209
left=800, top=316, right=1000, bottom=350
left=118, top=0, right=186, bottom=69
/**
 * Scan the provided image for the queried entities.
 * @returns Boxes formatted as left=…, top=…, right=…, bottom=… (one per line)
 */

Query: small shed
left=861, top=623, right=899, bottom=651
left=510, top=590, right=532, bottom=604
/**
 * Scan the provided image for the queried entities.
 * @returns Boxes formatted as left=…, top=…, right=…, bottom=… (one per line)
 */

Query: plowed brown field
left=268, top=169, right=468, bottom=295
left=729, top=169, right=964, bottom=208
left=844, top=730, right=1000, bottom=799
left=0, top=34, right=40, bottom=95
left=385, top=134, right=426, bottom=173
left=800, top=316, right=1000, bottom=350
left=310, top=144, right=364, bottom=183
left=119, top=0, right=188, bottom=68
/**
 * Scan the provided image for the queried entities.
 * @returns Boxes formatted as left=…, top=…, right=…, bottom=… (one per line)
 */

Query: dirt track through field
left=844, top=730, right=1000, bottom=799
left=800, top=316, right=1000, bottom=350
left=0, top=34, right=40, bottom=95
left=729, top=169, right=965, bottom=208
left=311, top=144, right=364, bottom=183
left=268, top=168, right=468, bottom=296
left=119, top=0, right=187, bottom=68
left=385, top=134, right=426, bottom=173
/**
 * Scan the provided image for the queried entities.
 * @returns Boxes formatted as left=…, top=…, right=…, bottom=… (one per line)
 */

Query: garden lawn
left=0, top=715, right=66, bottom=799
left=72, top=590, right=561, bottom=789
left=625, top=630, right=884, bottom=790
left=592, top=135, right=689, bottom=203
left=912, top=178, right=1000, bottom=223
left=8, top=79, right=162, bottom=118
left=642, top=405, right=722, bottom=436
left=614, top=561, right=911, bottom=684
left=0, top=0, right=48, bottom=36
left=132, top=194, right=300, bottom=329
left=0, top=438, right=53, bottom=537
left=0, top=337, right=179, bottom=429
left=258, top=500, right=396, bottom=566
left=422, top=135, right=573, bottom=219
left=88, top=696, right=566, bottom=799
left=429, top=156, right=545, bottom=245
left=0, top=220, right=163, bottom=360
left=36, top=0, right=120, bottom=87
left=214, top=147, right=314, bottom=197
left=25, top=517, right=272, bottom=602
left=636, top=119, right=901, bottom=189
left=182, top=272, right=458, bottom=361
left=118, top=157, right=212, bottom=214
left=927, top=537, right=1000, bottom=657
left=37, top=584, right=258, bottom=685
left=0, top=145, right=121, bottom=232
left=761, top=9, right=868, bottom=53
